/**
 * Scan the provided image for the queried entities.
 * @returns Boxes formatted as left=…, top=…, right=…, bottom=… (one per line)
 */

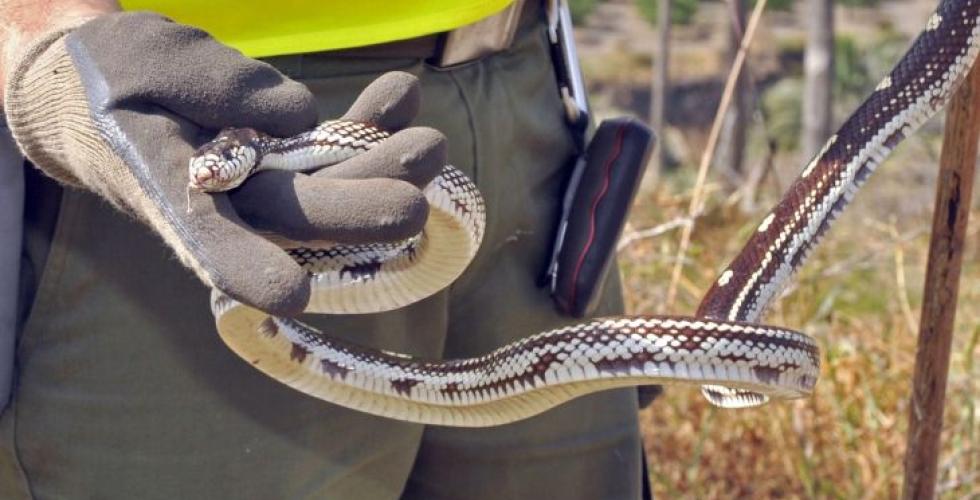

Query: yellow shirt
left=120, top=0, right=515, bottom=57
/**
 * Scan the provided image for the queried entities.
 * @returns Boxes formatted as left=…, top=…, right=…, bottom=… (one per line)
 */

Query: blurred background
left=568, top=0, right=980, bottom=496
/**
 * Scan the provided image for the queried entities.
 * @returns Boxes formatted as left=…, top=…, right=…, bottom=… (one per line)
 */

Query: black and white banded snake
left=189, top=0, right=980, bottom=427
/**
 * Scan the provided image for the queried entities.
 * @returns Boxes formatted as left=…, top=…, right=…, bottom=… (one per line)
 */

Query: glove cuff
left=4, top=22, right=100, bottom=188
left=3, top=25, right=218, bottom=292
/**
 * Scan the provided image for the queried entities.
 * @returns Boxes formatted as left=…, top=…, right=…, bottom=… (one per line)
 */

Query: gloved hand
left=3, top=13, right=445, bottom=316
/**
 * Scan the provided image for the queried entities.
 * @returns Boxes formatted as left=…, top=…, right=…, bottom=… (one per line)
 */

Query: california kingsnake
left=190, top=0, right=980, bottom=427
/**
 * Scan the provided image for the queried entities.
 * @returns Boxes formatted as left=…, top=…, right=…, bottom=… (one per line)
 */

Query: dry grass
left=577, top=0, right=978, bottom=494
left=622, top=140, right=980, bottom=497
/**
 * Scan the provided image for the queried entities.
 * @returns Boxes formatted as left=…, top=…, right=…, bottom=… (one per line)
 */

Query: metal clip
left=543, top=0, right=590, bottom=292
left=544, top=153, right=588, bottom=292
left=546, top=0, right=590, bottom=140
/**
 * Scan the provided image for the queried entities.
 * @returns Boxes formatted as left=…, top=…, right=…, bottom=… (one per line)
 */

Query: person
left=0, top=0, right=646, bottom=498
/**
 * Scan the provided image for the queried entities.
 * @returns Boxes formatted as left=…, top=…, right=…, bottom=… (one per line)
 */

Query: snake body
left=190, top=0, right=980, bottom=427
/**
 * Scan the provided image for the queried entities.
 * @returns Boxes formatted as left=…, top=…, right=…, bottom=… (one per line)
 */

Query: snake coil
left=190, top=0, right=980, bottom=427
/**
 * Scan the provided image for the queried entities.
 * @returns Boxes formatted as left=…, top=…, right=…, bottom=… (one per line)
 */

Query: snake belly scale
left=190, top=0, right=980, bottom=427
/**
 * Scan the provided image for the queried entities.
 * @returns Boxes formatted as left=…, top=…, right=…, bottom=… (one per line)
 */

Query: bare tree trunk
left=651, top=0, right=672, bottom=180
left=718, top=0, right=748, bottom=188
left=802, top=0, right=835, bottom=159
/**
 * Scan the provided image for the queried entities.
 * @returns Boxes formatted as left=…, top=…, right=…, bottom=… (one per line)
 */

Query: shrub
left=636, top=0, right=700, bottom=25
left=569, top=0, right=601, bottom=23
left=762, top=77, right=804, bottom=151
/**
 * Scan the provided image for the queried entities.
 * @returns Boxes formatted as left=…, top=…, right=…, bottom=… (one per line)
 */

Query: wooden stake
left=901, top=61, right=980, bottom=500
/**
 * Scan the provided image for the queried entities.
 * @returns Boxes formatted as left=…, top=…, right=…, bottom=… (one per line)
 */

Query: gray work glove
left=3, top=13, right=445, bottom=316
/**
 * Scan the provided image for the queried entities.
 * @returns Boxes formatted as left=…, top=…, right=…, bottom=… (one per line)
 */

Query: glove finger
left=186, top=190, right=312, bottom=315
left=341, top=71, right=420, bottom=131
left=71, top=12, right=319, bottom=137
left=312, top=127, right=446, bottom=189
left=189, top=65, right=318, bottom=138
left=229, top=171, right=429, bottom=244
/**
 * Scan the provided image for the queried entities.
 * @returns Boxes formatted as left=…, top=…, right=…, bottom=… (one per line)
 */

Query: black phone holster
left=545, top=118, right=654, bottom=317
left=541, top=0, right=656, bottom=318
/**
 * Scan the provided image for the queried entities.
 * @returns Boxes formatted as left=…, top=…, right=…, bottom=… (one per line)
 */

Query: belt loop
left=432, top=0, right=529, bottom=68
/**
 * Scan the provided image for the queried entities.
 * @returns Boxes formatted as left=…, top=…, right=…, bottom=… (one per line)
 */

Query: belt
left=265, top=0, right=540, bottom=68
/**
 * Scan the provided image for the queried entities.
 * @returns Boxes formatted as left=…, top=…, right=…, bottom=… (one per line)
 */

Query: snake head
left=189, top=128, right=264, bottom=192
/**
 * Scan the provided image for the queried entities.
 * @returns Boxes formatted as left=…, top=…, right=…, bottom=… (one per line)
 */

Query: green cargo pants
left=2, top=13, right=643, bottom=500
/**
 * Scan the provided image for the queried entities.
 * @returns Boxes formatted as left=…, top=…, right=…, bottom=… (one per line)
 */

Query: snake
left=189, top=0, right=980, bottom=427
